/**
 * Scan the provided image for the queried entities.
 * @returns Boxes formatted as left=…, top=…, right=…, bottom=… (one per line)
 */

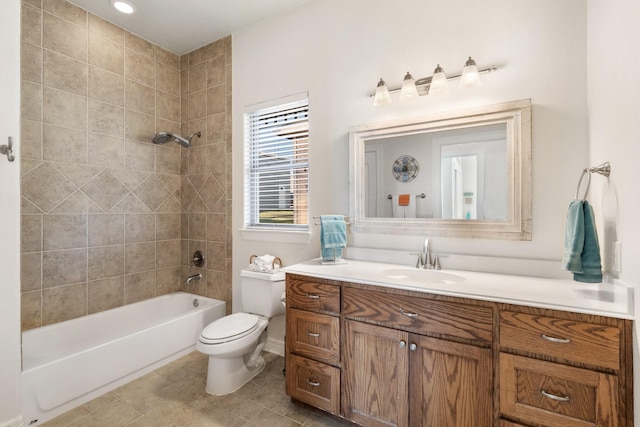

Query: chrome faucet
left=185, top=273, right=202, bottom=285
left=416, top=238, right=440, bottom=270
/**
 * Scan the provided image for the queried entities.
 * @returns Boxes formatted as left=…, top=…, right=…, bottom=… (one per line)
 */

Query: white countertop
left=283, top=259, right=634, bottom=319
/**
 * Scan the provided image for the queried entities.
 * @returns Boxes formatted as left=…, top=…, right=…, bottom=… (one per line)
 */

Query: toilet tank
left=240, top=269, right=286, bottom=317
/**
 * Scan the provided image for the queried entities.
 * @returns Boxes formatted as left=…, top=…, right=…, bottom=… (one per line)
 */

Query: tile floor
left=42, top=352, right=346, bottom=427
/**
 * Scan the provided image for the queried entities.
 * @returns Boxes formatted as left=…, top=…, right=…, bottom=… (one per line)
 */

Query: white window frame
left=241, top=93, right=311, bottom=243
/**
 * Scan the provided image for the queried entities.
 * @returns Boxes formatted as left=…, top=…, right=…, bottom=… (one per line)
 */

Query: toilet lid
left=200, top=313, right=260, bottom=344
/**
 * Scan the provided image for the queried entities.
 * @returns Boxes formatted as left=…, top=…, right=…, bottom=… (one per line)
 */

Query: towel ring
left=575, top=169, right=591, bottom=201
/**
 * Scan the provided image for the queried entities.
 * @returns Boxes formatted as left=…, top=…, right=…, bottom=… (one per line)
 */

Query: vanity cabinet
left=285, top=275, right=341, bottom=414
left=499, top=308, right=632, bottom=427
left=342, top=286, right=493, bottom=427
left=284, top=272, right=633, bottom=427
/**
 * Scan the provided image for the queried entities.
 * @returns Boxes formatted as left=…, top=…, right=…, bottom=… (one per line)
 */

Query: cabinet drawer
left=343, top=287, right=493, bottom=344
left=286, top=354, right=340, bottom=415
left=287, top=308, right=340, bottom=365
left=500, top=353, right=618, bottom=427
left=286, top=279, right=340, bottom=314
left=500, top=311, right=620, bottom=370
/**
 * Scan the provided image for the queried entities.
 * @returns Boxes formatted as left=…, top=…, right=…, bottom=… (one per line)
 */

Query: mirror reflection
left=350, top=99, right=532, bottom=240
left=366, top=123, right=508, bottom=220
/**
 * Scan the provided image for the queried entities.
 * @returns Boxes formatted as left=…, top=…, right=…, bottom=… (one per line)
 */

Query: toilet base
left=204, top=353, right=265, bottom=395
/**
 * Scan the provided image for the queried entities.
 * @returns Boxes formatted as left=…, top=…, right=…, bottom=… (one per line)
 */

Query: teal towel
left=561, top=200, right=602, bottom=283
left=320, top=215, right=346, bottom=261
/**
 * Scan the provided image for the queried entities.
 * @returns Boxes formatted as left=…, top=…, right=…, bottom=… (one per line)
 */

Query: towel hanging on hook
left=574, top=162, right=611, bottom=201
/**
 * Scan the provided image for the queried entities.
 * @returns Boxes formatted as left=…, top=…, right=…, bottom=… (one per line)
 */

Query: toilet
left=196, top=268, right=285, bottom=395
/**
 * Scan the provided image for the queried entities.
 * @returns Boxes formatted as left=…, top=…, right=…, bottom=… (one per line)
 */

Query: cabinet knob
left=409, top=343, right=417, bottom=351
left=399, top=340, right=406, bottom=348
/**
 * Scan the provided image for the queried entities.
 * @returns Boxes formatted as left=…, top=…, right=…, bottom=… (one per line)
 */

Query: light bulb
left=110, top=0, right=135, bottom=14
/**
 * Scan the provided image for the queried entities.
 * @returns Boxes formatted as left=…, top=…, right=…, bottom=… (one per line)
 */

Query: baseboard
left=264, top=337, right=284, bottom=356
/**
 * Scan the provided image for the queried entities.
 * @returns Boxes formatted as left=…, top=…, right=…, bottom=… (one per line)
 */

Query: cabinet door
left=343, top=320, right=409, bottom=427
left=410, top=335, right=493, bottom=427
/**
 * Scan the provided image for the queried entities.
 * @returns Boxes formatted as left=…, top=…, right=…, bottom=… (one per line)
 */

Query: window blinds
left=245, top=98, right=309, bottom=229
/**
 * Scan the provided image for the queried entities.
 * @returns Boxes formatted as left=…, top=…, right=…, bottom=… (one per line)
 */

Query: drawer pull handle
left=541, top=334, right=571, bottom=344
left=306, top=379, right=321, bottom=387
left=306, top=331, right=320, bottom=337
left=306, top=293, right=320, bottom=299
left=541, top=389, right=571, bottom=402
left=400, top=309, right=419, bottom=318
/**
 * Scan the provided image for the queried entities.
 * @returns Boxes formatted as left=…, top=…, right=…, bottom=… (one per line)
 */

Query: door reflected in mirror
left=350, top=99, right=531, bottom=240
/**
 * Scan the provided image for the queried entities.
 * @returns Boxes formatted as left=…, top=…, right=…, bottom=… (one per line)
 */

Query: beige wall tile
left=156, top=91, right=180, bottom=122
left=124, top=110, right=154, bottom=143
left=206, top=213, right=226, bottom=242
left=42, top=283, right=87, bottom=325
left=156, top=239, right=181, bottom=268
left=125, top=79, right=155, bottom=115
left=43, top=86, right=87, bottom=130
left=156, top=63, right=180, bottom=97
left=155, top=47, right=180, bottom=70
left=21, top=81, right=42, bottom=122
left=124, top=270, right=155, bottom=303
left=81, top=170, right=129, bottom=212
left=42, top=248, right=87, bottom=288
left=188, top=91, right=207, bottom=121
left=206, top=84, right=226, bottom=116
left=188, top=212, right=207, bottom=241
left=88, top=245, right=124, bottom=280
left=125, top=242, right=156, bottom=273
left=88, top=99, right=124, bottom=137
left=21, top=290, right=42, bottom=330
left=156, top=266, right=180, bottom=295
left=206, top=241, right=226, bottom=272
left=125, top=32, right=154, bottom=57
left=43, top=0, right=87, bottom=27
left=125, top=213, right=155, bottom=243
left=188, top=146, right=207, bottom=174
left=43, top=214, right=87, bottom=250
left=21, top=42, right=42, bottom=83
left=125, top=49, right=154, bottom=87
left=155, top=145, right=181, bottom=175
left=88, top=276, right=124, bottom=313
left=89, top=66, right=124, bottom=106
left=88, top=214, right=125, bottom=247
left=22, top=162, right=77, bottom=212
left=88, top=133, right=125, bottom=168
left=188, top=63, right=206, bottom=93
left=156, top=213, right=181, bottom=240
left=21, top=252, right=42, bottom=292
left=89, top=33, right=124, bottom=76
left=206, top=143, right=226, bottom=173
left=133, top=175, right=171, bottom=212
left=21, top=215, right=42, bottom=253
left=43, top=50, right=87, bottom=96
left=125, top=139, right=155, bottom=171
left=206, top=56, right=225, bottom=88
left=21, top=3, right=42, bottom=47
left=43, top=12, right=87, bottom=62
left=89, top=14, right=124, bottom=44
left=21, top=119, right=42, bottom=160
left=43, top=124, right=87, bottom=163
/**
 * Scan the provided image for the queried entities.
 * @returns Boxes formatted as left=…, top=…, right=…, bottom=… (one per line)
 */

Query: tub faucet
left=186, top=273, right=202, bottom=285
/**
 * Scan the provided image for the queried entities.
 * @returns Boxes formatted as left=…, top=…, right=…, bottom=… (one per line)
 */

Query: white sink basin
left=380, top=268, right=465, bottom=285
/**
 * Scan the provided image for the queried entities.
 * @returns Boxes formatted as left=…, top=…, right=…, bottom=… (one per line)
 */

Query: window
left=244, top=96, right=309, bottom=231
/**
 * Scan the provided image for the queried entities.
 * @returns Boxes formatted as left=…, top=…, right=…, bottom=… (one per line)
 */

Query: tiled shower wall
left=20, top=0, right=232, bottom=330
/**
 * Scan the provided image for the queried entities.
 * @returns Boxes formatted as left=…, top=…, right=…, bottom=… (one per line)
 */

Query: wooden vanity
left=284, top=264, right=633, bottom=427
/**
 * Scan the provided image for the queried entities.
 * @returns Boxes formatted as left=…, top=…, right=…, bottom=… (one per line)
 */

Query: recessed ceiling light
left=110, top=0, right=135, bottom=14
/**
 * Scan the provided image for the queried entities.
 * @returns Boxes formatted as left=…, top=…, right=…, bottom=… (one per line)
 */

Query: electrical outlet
left=614, top=241, right=622, bottom=274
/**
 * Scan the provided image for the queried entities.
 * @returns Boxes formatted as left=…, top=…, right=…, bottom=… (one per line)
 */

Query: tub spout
left=186, top=273, right=202, bottom=285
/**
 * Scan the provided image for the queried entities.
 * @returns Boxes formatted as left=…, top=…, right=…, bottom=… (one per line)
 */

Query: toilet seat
left=199, top=313, right=261, bottom=345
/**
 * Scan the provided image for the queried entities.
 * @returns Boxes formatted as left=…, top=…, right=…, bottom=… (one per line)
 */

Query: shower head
left=152, top=131, right=201, bottom=148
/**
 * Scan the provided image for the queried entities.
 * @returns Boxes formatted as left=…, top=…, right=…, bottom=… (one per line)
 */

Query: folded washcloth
left=398, top=194, right=410, bottom=206
left=561, top=200, right=602, bottom=283
left=320, top=215, right=346, bottom=261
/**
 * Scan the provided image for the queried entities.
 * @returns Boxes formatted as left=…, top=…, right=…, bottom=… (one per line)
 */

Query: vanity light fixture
left=373, top=78, right=392, bottom=106
left=110, top=0, right=136, bottom=14
left=371, top=57, right=496, bottom=105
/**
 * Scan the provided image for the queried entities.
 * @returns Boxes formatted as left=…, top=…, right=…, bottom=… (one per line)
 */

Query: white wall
left=232, top=0, right=588, bottom=309
left=587, top=0, right=640, bottom=421
left=0, top=0, right=22, bottom=425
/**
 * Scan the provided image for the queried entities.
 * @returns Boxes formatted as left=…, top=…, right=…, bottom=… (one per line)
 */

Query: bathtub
left=21, top=292, right=225, bottom=425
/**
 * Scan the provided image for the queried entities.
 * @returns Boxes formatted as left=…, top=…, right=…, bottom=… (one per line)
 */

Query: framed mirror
left=349, top=99, right=531, bottom=240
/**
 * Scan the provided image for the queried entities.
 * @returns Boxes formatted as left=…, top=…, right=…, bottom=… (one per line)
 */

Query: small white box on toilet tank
left=240, top=269, right=286, bottom=317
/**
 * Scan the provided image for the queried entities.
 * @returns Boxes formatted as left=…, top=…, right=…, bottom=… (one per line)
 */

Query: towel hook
left=575, top=161, right=611, bottom=201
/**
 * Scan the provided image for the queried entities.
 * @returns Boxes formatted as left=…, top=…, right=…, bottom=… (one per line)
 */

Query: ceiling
left=68, top=0, right=311, bottom=55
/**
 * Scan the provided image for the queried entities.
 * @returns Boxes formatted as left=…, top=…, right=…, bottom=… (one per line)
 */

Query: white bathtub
left=21, top=292, right=225, bottom=425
